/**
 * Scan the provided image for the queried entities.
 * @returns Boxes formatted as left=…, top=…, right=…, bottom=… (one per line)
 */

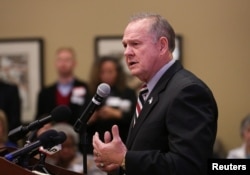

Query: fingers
left=111, top=125, right=121, bottom=141
left=98, top=163, right=120, bottom=173
left=93, top=132, right=103, bottom=156
left=93, top=131, right=111, bottom=161
left=93, top=126, right=120, bottom=145
left=104, top=131, right=111, bottom=143
left=92, top=132, right=99, bottom=148
left=93, top=132, right=104, bottom=145
left=93, top=149, right=100, bottom=157
left=92, top=126, right=125, bottom=173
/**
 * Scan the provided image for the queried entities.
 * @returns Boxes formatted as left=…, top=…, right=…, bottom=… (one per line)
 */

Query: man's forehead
left=127, top=18, right=151, bottom=30
left=123, top=20, right=151, bottom=41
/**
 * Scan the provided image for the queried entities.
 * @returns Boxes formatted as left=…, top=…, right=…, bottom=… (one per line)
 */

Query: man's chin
left=129, top=68, right=139, bottom=76
left=59, top=72, right=72, bottom=77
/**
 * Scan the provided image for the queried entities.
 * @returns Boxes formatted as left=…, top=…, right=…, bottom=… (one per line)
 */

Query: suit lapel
left=126, top=60, right=183, bottom=148
left=126, top=93, right=159, bottom=146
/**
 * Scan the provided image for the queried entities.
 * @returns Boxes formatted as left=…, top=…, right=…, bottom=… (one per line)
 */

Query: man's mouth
left=128, top=61, right=137, bottom=66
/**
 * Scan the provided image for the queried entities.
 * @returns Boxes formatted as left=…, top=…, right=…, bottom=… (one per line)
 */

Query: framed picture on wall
left=94, top=35, right=183, bottom=89
left=0, top=38, right=44, bottom=123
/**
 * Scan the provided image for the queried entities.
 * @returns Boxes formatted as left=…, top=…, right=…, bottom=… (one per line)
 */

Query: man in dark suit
left=0, top=81, right=21, bottom=131
left=92, top=13, right=218, bottom=175
left=36, top=47, right=90, bottom=126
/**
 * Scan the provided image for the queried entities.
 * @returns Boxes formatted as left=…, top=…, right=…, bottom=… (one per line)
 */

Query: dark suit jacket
left=0, top=81, right=21, bottom=131
left=124, top=61, right=218, bottom=175
left=36, top=78, right=91, bottom=126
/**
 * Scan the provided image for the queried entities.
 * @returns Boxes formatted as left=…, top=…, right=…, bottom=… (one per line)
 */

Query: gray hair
left=129, top=12, right=176, bottom=52
left=52, top=123, right=79, bottom=145
left=240, top=114, right=250, bottom=137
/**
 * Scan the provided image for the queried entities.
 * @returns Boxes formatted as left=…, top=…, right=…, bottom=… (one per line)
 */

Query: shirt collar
left=57, top=80, right=74, bottom=96
left=146, top=59, right=176, bottom=95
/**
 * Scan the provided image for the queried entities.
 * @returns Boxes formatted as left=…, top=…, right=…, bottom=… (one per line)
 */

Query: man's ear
left=159, top=37, right=168, bottom=54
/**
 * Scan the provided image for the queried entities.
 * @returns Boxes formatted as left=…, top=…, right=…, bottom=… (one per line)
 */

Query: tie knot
left=134, top=84, right=148, bottom=125
left=139, top=84, right=148, bottom=101
left=140, top=83, right=148, bottom=92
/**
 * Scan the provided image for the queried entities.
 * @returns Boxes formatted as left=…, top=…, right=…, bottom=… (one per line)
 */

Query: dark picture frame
left=0, top=38, right=44, bottom=122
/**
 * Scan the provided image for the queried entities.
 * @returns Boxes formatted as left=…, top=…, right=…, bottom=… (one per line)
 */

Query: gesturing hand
left=93, top=125, right=127, bottom=172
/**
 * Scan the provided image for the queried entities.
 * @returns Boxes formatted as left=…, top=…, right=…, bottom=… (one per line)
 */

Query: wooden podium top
left=0, top=147, right=83, bottom=175
left=0, top=157, right=35, bottom=175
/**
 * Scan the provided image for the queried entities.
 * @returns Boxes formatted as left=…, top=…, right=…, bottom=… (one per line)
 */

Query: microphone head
left=97, top=83, right=110, bottom=98
left=54, top=131, right=67, bottom=144
left=38, top=129, right=65, bottom=148
left=38, top=129, right=58, bottom=146
left=30, top=130, right=66, bottom=157
left=51, top=105, right=72, bottom=122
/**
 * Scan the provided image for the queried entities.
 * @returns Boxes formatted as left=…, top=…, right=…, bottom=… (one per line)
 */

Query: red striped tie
left=134, top=84, right=148, bottom=125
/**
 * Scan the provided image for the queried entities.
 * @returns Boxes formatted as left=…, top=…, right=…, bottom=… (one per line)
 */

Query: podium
left=0, top=157, right=35, bottom=175
left=0, top=147, right=83, bottom=175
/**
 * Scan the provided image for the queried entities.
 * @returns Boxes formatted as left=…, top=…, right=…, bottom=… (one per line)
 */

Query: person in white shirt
left=227, top=114, right=250, bottom=159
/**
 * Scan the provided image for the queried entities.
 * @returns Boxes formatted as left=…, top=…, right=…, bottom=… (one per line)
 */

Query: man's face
left=55, top=50, right=75, bottom=78
left=99, top=60, right=118, bottom=86
left=122, top=19, right=161, bottom=82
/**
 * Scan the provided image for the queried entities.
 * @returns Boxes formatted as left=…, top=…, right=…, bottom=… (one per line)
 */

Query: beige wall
left=1, top=0, right=250, bottom=154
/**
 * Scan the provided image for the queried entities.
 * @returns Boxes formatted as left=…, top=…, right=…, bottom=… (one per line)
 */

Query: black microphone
left=28, top=131, right=66, bottom=158
left=74, top=83, right=110, bottom=133
left=8, top=105, right=71, bottom=141
left=28, top=131, right=66, bottom=174
left=27, top=131, right=66, bottom=156
left=5, top=129, right=66, bottom=161
left=48, top=131, right=67, bottom=145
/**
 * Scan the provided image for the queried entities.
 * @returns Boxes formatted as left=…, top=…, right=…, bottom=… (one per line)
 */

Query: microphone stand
left=74, top=117, right=89, bottom=174
left=15, top=130, right=37, bottom=168
left=79, top=123, right=88, bottom=175
left=32, top=152, right=51, bottom=174
left=73, top=83, right=111, bottom=174
left=25, top=129, right=51, bottom=174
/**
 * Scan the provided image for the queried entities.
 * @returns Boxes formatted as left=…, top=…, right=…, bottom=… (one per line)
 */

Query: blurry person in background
left=88, top=56, right=137, bottom=144
left=0, top=80, right=21, bottom=132
left=36, top=122, right=54, bottom=137
left=227, top=114, right=250, bottom=159
left=0, top=109, right=17, bottom=148
left=36, top=47, right=91, bottom=127
left=49, top=123, right=105, bottom=175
